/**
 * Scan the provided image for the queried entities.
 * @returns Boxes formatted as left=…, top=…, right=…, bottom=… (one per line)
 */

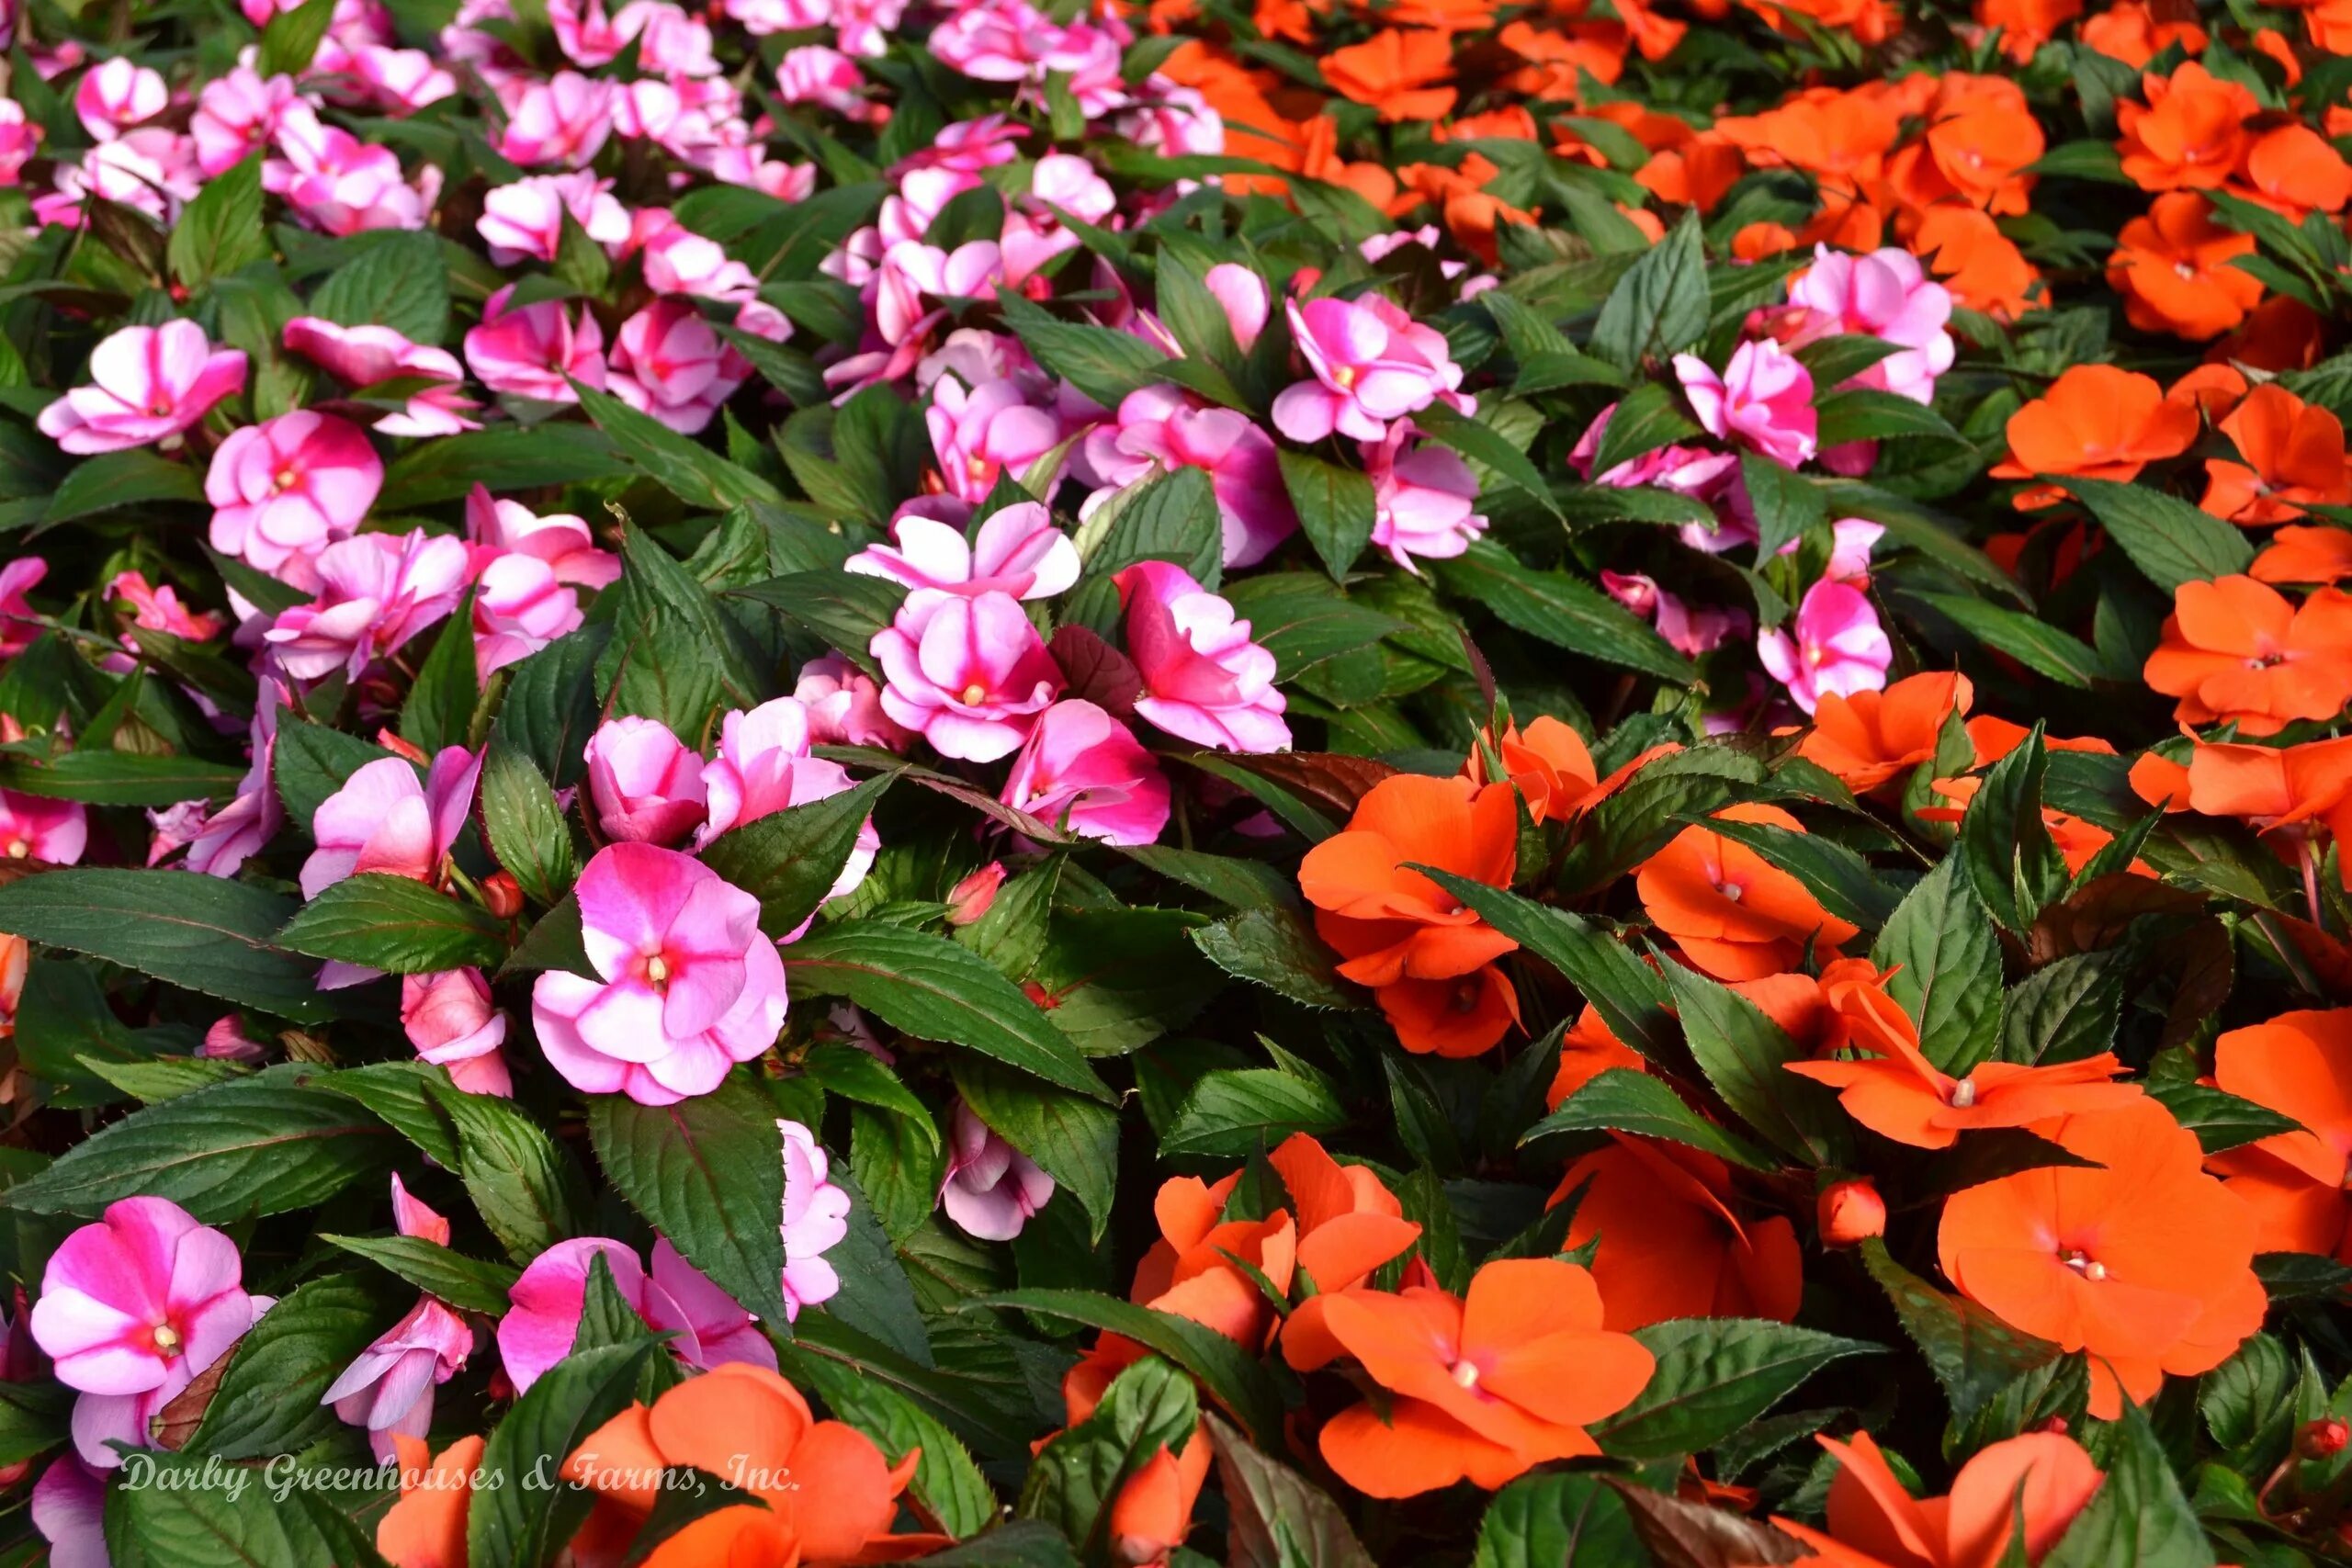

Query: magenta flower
left=191, top=67, right=292, bottom=175
left=282, top=317, right=479, bottom=438
left=940, top=1100, right=1054, bottom=1241
left=29, top=1197, right=260, bottom=1469
left=927, top=374, right=1064, bottom=503
left=496, top=72, right=614, bottom=167
left=30, top=1458, right=106, bottom=1568
left=873, top=589, right=1064, bottom=762
left=37, top=321, right=248, bottom=456
left=465, top=486, right=619, bottom=589
left=1757, top=579, right=1893, bottom=715
left=301, top=747, right=481, bottom=898
left=74, top=58, right=167, bottom=141
left=401, top=968, right=513, bottom=1096
left=1271, top=295, right=1469, bottom=445
left=198, top=1016, right=267, bottom=1063
left=0, top=791, right=87, bottom=865
left=775, top=44, right=870, bottom=117
left=476, top=171, right=629, bottom=265
left=1115, top=560, right=1289, bottom=754
left=348, top=45, right=458, bottom=113
left=1001, top=699, right=1171, bottom=846
left=1600, top=570, right=1747, bottom=658
left=1364, top=423, right=1486, bottom=571
left=795, top=652, right=915, bottom=751
left=584, top=716, right=708, bottom=846
left=1569, top=404, right=1739, bottom=496
left=1675, top=339, right=1818, bottom=471
left=266, top=105, right=440, bottom=236
left=464, top=284, right=608, bottom=404
left=1784, top=244, right=1955, bottom=406
left=206, top=410, right=382, bottom=589
left=0, top=558, right=40, bottom=658
left=780, top=1120, right=850, bottom=1316
left=636, top=211, right=762, bottom=302
left=177, top=679, right=288, bottom=879
left=609, top=299, right=750, bottom=434
left=1826, top=517, right=1885, bottom=584
left=0, top=103, right=40, bottom=188
left=1204, top=264, right=1269, bottom=351
left=496, top=1235, right=772, bottom=1395
left=530, top=843, right=789, bottom=1104
left=846, top=501, right=1078, bottom=600
left=696, top=701, right=879, bottom=914
left=322, top=1189, right=472, bottom=1472
left=265, top=530, right=469, bottom=682
left=472, top=554, right=582, bottom=678
left=1081, top=387, right=1296, bottom=569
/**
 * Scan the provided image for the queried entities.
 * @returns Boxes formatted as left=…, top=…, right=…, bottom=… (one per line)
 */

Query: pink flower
left=872, top=589, right=1064, bottom=762
left=465, top=486, right=617, bottom=589
left=0, top=791, right=87, bottom=864
left=870, top=239, right=1003, bottom=350
left=266, top=104, right=438, bottom=235
left=348, top=45, right=458, bottom=112
left=29, top=1198, right=260, bottom=1470
left=38, top=321, right=247, bottom=456
left=1826, top=517, right=1884, bottom=583
left=496, top=1235, right=773, bottom=1394
left=780, top=1120, right=850, bottom=1316
left=696, top=700, right=879, bottom=914
left=939, top=1100, right=1054, bottom=1240
left=1675, top=339, right=1818, bottom=470
left=1203, top=263, right=1268, bottom=350
left=0, top=101, right=40, bottom=187
left=1271, top=295, right=1468, bottom=444
left=636, top=212, right=761, bottom=302
left=794, top=653, right=913, bottom=750
left=1785, top=245, right=1955, bottom=405
left=107, top=571, right=222, bottom=643
left=401, top=968, right=513, bottom=1096
left=178, top=681, right=288, bottom=878
left=199, top=1015, right=267, bottom=1062
left=74, top=57, right=167, bottom=141
left=1001, top=699, right=1170, bottom=845
left=1115, top=560, right=1289, bottom=753
left=36, top=130, right=200, bottom=228
left=464, top=284, right=608, bottom=403
left=1600, top=570, right=1747, bottom=658
left=530, top=843, right=789, bottom=1104
left=724, top=0, right=826, bottom=33
left=472, top=554, right=582, bottom=677
left=264, top=530, right=469, bottom=682
left=945, top=862, right=1004, bottom=925
left=847, top=501, right=1078, bottom=599
left=391, top=1173, right=447, bottom=1244
left=497, top=72, right=614, bottom=166
left=584, top=716, right=707, bottom=845
left=1364, top=423, right=1485, bottom=570
left=1080, top=387, right=1296, bottom=569
left=1569, top=404, right=1740, bottom=494
left=191, top=68, right=295, bottom=175
left=476, top=172, right=629, bottom=265
left=30, top=1458, right=106, bottom=1568
left=0, top=558, right=46, bottom=657
left=927, top=374, right=1064, bottom=503
left=300, top=747, right=481, bottom=897
left=775, top=45, right=868, bottom=116
left=608, top=299, right=749, bottom=434
left=205, top=411, right=382, bottom=587
left=1756, top=579, right=1893, bottom=714
left=282, top=317, right=478, bottom=438
left=322, top=1292, right=471, bottom=1461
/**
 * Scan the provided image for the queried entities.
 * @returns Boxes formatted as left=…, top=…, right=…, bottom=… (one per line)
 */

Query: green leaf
left=16, top=957, right=186, bottom=1107
left=1078, top=464, right=1225, bottom=588
left=1434, top=542, right=1692, bottom=683
left=1161, top=1067, right=1347, bottom=1159
left=167, top=152, right=266, bottom=290
left=587, top=1071, right=790, bottom=1325
left=467, top=1341, right=658, bottom=1568
left=428, top=1079, right=589, bottom=1263
left=46, top=447, right=206, bottom=525
left=696, top=772, right=891, bottom=940
left=729, top=570, right=905, bottom=680
left=1919, top=593, right=2104, bottom=689
left=400, top=590, right=480, bottom=753
left=1027, top=907, right=1216, bottom=1056
left=276, top=717, right=400, bottom=829
left=105, top=1449, right=390, bottom=1568
left=319, top=1060, right=462, bottom=1168
left=1998, top=950, right=2127, bottom=1066
left=1861, top=1237, right=2061, bottom=1427
left=2062, top=477, right=2253, bottom=591
left=1742, top=452, right=1826, bottom=560
left=1700, top=815, right=1900, bottom=931
left=572, top=382, right=784, bottom=510
left=2143, top=1079, right=2302, bottom=1155
left=0, top=749, right=246, bottom=807
left=188, top=1272, right=393, bottom=1460
left=979, top=1289, right=1285, bottom=1449
left=1020, top=1356, right=1198, bottom=1558
left=1814, top=389, right=1965, bottom=446
left=493, top=624, right=610, bottom=789
left=1874, top=858, right=2004, bottom=1074
left=1191, top=905, right=1363, bottom=1011
left=784, top=925, right=1114, bottom=1100
left=1219, top=574, right=1403, bottom=680
left=996, top=292, right=1172, bottom=410
left=260, top=0, right=336, bottom=75
left=823, top=1169, right=933, bottom=1364
left=1279, top=448, right=1378, bottom=581
left=2042, top=1399, right=2216, bottom=1568
left=1588, top=380, right=1702, bottom=480
left=0, top=868, right=332, bottom=1018
left=1476, top=1472, right=1645, bottom=1568
left=0, top=1380, right=72, bottom=1470
left=602, top=521, right=769, bottom=735
left=380, top=424, right=629, bottom=508
left=479, top=740, right=576, bottom=908
left=779, top=1345, right=998, bottom=1538
left=1206, top=1414, right=1378, bottom=1568
left=1525, top=1068, right=1777, bottom=1171
left=954, top=1056, right=1120, bottom=1243
left=1589, top=209, right=1705, bottom=370
left=1960, top=726, right=2067, bottom=932
left=1660, top=963, right=1847, bottom=1167
left=2, top=1067, right=391, bottom=1220
left=1417, top=401, right=1564, bottom=521
left=276, top=874, right=506, bottom=974
left=308, top=230, right=451, bottom=344
left=321, top=1232, right=521, bottom=1315
left=1593, top=1317, right=1881, bottom=1460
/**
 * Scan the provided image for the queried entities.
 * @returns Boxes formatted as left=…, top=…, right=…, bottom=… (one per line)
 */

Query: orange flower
left=1912, top=206, right=2041, bottom=320
left=1772, top=1429, right=2103, bottom=1568
left=1464, top=716, right=1668, bottom=824
left=1639, top=134, right=1748, bottom=209
left=2143, top=575, right=2352, bottom=736
left=2201, top=384, right=2351, bottom=525
left=638, top=1511, right=798, bottom=1568
left=2168, top=362, right=2249, bottom=420
left=1888, top=77, right=2044, bottom=216
left=562, top=1362, right=944, bottom=1567
left=1132, top=1170, right=1299, bottom=1345
left=2254, top=525, right=2352, bottom=585
left=1270, top=1132, right=1421, bottom=1294
left=1937, top=1098, right=2267, bottom=1417
left=1550, top=1135, right=1804, bottom=1328
left=1636, top=803, right=1860, bottom=981
left=2128, top=734, right=2352, bottom=846
left=1495, top=19, right=1626, bottom=98
left=1301, top=773, right=1522, bottom=1056
left=2236, top=123, right=2352, bottom=220
left=1396, top=154, right=1537, bottom=265
left=1546, top=1003, right=1647, bottom=1105
left=1785, top=959, right=2142, bottom=1148
left=2107, top=193, right=2262, bottom=341
left=2080, top=0, right=2206, bottom=63
left=2212, top=295, right=2329, bottom=374
left=378, top=1435, right=484, bottom=1568
left=1991, top=365, right=2199, bottom=508
left=1283, top=1258, right=1655, bottom=1496
left=1795, top=671, right=1973, bottom=793
left=1974, top=0, right=2081, bottom=61
left=2117, top=62, right=2260, bottom=191
left=2208, top=1009, right=2352, bottom=1259
left=1714, top=90, right=1901, bottom=201
left=1294, top=115, right=1401, bottom=210
left=1324, top=28, right=1457, bottom=121
left=1109, top=1441, right=1212, bottom=1565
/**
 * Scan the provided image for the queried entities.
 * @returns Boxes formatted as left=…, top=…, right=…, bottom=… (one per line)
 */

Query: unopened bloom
left=846, top=501, right=1078, bottom=599
left=38, top=321, right=247, bottom=455
left=945, top=863, right=1004, bottom=925
left=1117, top=561, right=1289, bottom=754
left=873, top=589, right=1064, bottom=762
left=1757, top=579, right=1892, bottom=714
left=265, top=530, right=469, bottom=682
left=301, top=748, right=482, bottom=897
left=401, top=969, right=512, bottom=1096
left=940, top=1100, right=1055, bottom=1240
left=1817, top=1179, right=1885, bottom=1247
left=206, top=411, right=383, bottom=589
left=1272, top=295, right=1468, bottom=444
left=1001, top=700, right=1171, bottom=845
left=496, top=1235, right=772, bottom=1393
left=584, top=716, right=707, bottom=845
left=1204, top=263, right=1268, bottom=349
left=530, top=843, right=789, bottom=1105
left=1676, top=339, right=1817, bottom=469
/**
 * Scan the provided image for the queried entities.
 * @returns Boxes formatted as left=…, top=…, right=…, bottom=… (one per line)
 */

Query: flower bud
left=481, top=870, right=525, bottom=919
left=1817, top=1178, right=1886, bottom=1247
left=945, top=862, right=1005, bottom=926
left=2300, top=1416, right=2350, bottom=1460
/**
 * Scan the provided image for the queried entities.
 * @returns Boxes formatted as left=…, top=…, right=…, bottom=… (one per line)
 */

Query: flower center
left=1715, top=880, right=1742, bottom=901
left=1451, top=1359, right=1480, bottom=1389
left=1450, top=977, right=1482, bottom=1013
left=967, top=456, right=989, bottom=479
left=5, top=839, right=28, bottom=859
left=2061, top=1249, right=2107, bottom=1281
left=959, top=681, right=989, bottom=705
left=2174, top=261, right=2197, bottom=280
left=1332, top=365, right=1357, bottom=389
left=273, top=468, right=299, bottom=492
left=152, top=1323, right=181, bottom=1356
left=1947, top=1076, right=1977, bottom=1109
left=646, top=953, right=670, bottom=987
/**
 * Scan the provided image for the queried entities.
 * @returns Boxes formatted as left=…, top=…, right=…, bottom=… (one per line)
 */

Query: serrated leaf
left=1874, top=857, right=2005, bottom=1074
left=1278, top=449, right=1378, bottom=581
left=322, top=1233, right=522, bottom=1315
left=467, top=1341, right=656, bottom=1568
left=1594, top=1317, right=1881, bottom=1460
left=697, top=772, right=892, bottom=940
left=187, top=1273, right=392, bottom=1460
left=1525, top=1068, right=1777, bottom=1170
left=276, top=874, right=506, bottom=974
left=2062, top=477, right=2253, bottom=591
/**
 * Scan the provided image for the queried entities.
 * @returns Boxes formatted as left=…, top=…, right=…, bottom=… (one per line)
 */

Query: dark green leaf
left=187, top=1273, right=392, bottom=1460
left=467, top=1341, right=657, bottom=1568
left=696, top=772, right=891, bottom=939
left=2062, top=477, right=2253, bottom=591
left=1279, top=449, right=1378, bottom=581
left=1874, top=859, right=2004, bottom=1074
left=1434, top=542, right=1692, bottom=683
left=321, top=1232, right=521, bottom=1315
left=276, top=874, right=506, bottom=974
left=1589, top=211, right=1705, bottom=370
left=1594, top=1317, right=1881, bottom=1460
left=1524, top=1068, right=1777, bottom=1171
left=479, top=740, right=576, bottom=908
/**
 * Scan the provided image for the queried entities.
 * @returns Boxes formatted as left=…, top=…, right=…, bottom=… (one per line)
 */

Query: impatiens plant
left=1, top=0, right=2351, bottom=1556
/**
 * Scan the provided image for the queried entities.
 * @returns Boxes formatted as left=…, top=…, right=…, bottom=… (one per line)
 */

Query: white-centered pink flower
left=348, top=45, right=457, bottom=113
left=282, top=317, right=478, bottom=438
left=191, top=67, right=296, bottom=175
left=872, top=588, right=1064, bottom=762
left=780, top=1120, right=850, bottom=1316
left=636, top=210, right=761, bottom=302
left=205, top=410, right=382, bottom=587
left=1271, top=295, right=1469, bottom=444
left=1116, top=560, right=1289, bottom=754
left=300, top=746, right=481, bottom=897
left=496, top=1236, right=772, bottom=1394
left=1675, top=339, right=1818, bottom=471
left=401, top=968, right=513, bottom=1096
left=1784, top=244, right=1956, bottom=406
left=464, top=486, right=619, bottom=589
left=266, top=104, right=439, bottom=235
left=925, top=374, right=1064, bottom=503
left=497, top=71, right=614, bottom=167
left=265, top=529, right=467, bottom=682
left=74, top=57, right=167, bottom=142
left=584, top=716, right=707, bottom=845
left=1756, top=579, right=1893, bottom=714
left=775, top=44, right=868, bottom=117
left=1081, top=387, right=1295, bottom=569
left=1001, top=699, right=1170, bottom=845
left=476, top=171, right=630, bottom=265
left=940, top=1100, right=1054, bottom=1240
left=846, top=501, right=1078, bottom=600
left=1364, top=423, right=1486, bottom=570
left=608, top=299, right=749, bottom=434
left=464, top=284, right=607, bottom=403
left=38, top=321, right=247, bottom=455
left=530, top=843, right=790, bottom=1105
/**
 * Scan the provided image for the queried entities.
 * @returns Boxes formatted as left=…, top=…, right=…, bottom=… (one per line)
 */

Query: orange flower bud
left=1817, top=1178, right=1886, bottom=1247
left=481, top=871, right=525, bottom=919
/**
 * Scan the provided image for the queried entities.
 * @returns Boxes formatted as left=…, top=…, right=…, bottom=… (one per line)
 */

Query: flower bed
left=0, top=0, right=2346, bottom=1562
